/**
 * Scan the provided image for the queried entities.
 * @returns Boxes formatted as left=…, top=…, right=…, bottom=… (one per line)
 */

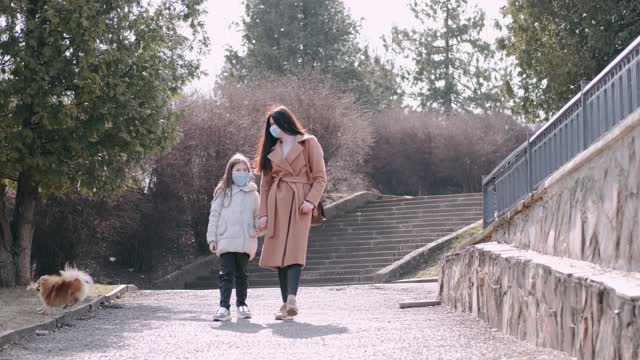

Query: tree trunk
left=0, top=182, right=16, bottom=287
left=443, top=3, right=453, bottom=113
left=12, top=172, right=38, bottom=285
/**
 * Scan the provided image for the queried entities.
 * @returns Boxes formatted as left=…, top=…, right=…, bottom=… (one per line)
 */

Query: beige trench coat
left=258, top=134, right=327, bottom=269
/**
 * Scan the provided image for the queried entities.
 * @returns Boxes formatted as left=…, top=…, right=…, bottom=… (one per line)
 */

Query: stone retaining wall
left=440, top=242, right=640, bottom=360
left=493, top=110, right=640, bottom=272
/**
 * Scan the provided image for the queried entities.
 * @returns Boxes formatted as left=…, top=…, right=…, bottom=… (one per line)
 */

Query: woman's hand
left=300, top=201, right=315, bottom=214
left=208, top=242, right=217, bottom=254
left=257, top=216, right=268, bottom=231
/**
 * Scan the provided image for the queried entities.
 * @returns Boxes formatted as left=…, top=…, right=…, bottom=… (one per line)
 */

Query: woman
left=255, top=105, right=327, bottom=321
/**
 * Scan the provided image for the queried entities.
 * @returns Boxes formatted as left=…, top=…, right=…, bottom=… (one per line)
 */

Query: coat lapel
left=285, top=141, right=303, bottom=165
left=268, top=142, right=294, bottom=174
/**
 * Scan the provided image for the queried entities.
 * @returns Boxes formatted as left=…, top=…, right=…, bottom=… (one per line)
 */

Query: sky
left=189, top=0, right=507, bottom=91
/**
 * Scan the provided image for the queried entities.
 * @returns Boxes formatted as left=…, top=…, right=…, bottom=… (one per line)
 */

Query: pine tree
left=387, top=0, right=500, bottom=113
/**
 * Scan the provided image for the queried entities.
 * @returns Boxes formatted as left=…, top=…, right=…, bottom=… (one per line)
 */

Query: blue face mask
left=269, top=124, right=280, bottom=138
left=232, top=172, right=251, bottom=187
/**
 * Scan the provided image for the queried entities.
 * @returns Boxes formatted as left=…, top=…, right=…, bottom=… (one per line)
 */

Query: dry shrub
left=370, top=110, right=527, bottom=195
left=148, top=95, right=258, bottom=253
left=31, top=196, right=96, bottom=276
left=31, top=190, right=151, bottom=276
left=431, top=113, right=527, bottom=193
left=369, top=109, right=438, bottom=195
left=217, top=72, right=374, bottom=193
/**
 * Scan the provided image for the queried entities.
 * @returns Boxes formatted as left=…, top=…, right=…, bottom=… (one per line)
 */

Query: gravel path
left=0, top=283, right=572, bottom=360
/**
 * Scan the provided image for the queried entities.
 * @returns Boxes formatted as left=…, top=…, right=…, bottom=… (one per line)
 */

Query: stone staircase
left=185, top=192, right=482, bottom=289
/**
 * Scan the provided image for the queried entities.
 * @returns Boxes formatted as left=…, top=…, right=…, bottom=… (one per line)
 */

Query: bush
left=215, top=72, right=374, bottom=193
left=370, top=110, right=527, bottom=195
left=30, top=191, right=147, bottom=276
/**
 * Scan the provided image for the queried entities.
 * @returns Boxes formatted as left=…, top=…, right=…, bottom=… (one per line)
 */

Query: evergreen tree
left=387, top=0, right=500, bottom=113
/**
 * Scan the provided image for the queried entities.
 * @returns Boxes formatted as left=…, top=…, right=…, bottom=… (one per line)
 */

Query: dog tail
left=60, top=264, right=94, bottom=285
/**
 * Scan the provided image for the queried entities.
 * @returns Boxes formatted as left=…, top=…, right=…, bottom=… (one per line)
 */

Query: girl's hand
left=300, top=201, right=314, bottom=214
left=209, top=242, right=217, bottom=254
left=257, top=217, right=268, bottom=231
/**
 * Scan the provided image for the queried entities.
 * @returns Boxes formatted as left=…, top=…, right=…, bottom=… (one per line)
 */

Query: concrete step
left=301, top=242, right=427, bottom=255
left=246, top=262, right=389, bottom=273
left=366, top=197, right=482, bottom=209
left=307, top=237, right=439, bottom=249
left=354, top=204, right=482, bottom=215
left=309, top=226, right=460, bottom=238
left=304, top=249, right=407, bottom=261
left=306, top=232, right=452, bottom=243
left=303, top=256, right=397, bottom=267
left=310, top=221, right=476, bottom=235
left=185, top=274, right=375, bottom=289
left=309, top=233, right=442, bottom=248
left=331, top=212, right=482, bottom=224
left=322, top=216, right=481, bottom=228
left=375, top=193, right=481, bottom=203
left=247, top=268, right=376, bottom=280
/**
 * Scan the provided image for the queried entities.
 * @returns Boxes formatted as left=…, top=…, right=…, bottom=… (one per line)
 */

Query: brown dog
left=27, top=265, right=93, bottom=315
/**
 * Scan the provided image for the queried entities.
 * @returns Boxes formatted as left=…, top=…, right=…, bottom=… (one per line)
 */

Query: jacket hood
left=232, top=182, right=258, bottom=194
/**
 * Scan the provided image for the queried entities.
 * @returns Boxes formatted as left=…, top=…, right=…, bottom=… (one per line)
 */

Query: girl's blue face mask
left=232, top=172, right=251, bottom=187
left=269, top=124, right=280, bottom=138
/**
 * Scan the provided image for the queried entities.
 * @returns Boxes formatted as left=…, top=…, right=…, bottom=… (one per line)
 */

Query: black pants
left=277, top=264, right=302, bottom=303
left=219, top=252, right=250, bottom=309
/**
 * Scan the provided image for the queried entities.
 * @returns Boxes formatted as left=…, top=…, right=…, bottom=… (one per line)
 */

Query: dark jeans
left=219, top=252, right=250, bottom=309
left=277, top=264, right=302, bottom=303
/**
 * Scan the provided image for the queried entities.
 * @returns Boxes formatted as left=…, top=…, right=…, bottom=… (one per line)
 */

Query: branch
left=0, top=173, right=18, bottom=182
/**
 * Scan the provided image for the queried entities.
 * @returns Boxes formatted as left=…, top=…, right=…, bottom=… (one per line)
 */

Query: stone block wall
left=494, top=110, right=640, bottom=272
left=440, top=243, right=640, bottom=360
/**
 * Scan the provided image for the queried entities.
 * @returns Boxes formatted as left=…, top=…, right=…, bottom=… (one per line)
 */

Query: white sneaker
left=274, top=303, right=289, bottom=320
left=237, top=305, right=252, bottom=319
left=286, top=295, right=298, bottom=317
left=213, top=307, right=231, bottom=322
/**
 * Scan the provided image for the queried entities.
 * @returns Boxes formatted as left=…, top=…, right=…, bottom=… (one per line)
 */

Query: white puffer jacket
left=206, top=183, right=260, bottom=260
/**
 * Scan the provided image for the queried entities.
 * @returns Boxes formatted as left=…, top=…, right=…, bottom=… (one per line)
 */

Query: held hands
left=257, top=216, right=268, bottom=232
left=209, top=242, right=217, bottom=254
left=300, top=201, right=315, bottom=214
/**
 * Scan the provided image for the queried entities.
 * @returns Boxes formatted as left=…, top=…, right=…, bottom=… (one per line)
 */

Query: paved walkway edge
left=0, top=284, right=137, bottom=348
left=393, top=277, right=439, bottom=284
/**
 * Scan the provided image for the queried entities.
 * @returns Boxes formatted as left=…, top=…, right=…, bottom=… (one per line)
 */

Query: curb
left=393, top=277, right=438, bottom=284
left=399, top=300, right=441, bottom=309
left=0, top=284, right=137, bottom=349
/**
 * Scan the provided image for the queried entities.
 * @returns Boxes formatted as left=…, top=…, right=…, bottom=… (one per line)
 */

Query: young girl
left=207, top=153, right=260, bottom=322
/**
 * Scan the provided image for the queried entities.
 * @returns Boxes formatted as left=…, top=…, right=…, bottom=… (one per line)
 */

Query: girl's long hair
left=255, top=105, right=305, bottom=174
left=213, top=153, right=253, bottom=207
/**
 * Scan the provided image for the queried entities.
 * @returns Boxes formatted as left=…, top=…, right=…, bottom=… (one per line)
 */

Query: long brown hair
left=213, top=153, right=253, bottom=207
left=255, top=106, right=305, bottom=174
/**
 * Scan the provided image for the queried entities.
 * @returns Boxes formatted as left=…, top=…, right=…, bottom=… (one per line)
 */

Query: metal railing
left=482, top=35, right=640, bottom=227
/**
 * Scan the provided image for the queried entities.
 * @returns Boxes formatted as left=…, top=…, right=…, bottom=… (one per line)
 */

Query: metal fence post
left=580, top=80, right=590, bottom=150
left=481, top=175, right=487, bottom=228
left=526, top=131, right=532, bottom=192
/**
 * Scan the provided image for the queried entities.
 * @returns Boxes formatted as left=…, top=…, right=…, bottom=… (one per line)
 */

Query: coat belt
left=266, top=176, right=310, bottom=238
